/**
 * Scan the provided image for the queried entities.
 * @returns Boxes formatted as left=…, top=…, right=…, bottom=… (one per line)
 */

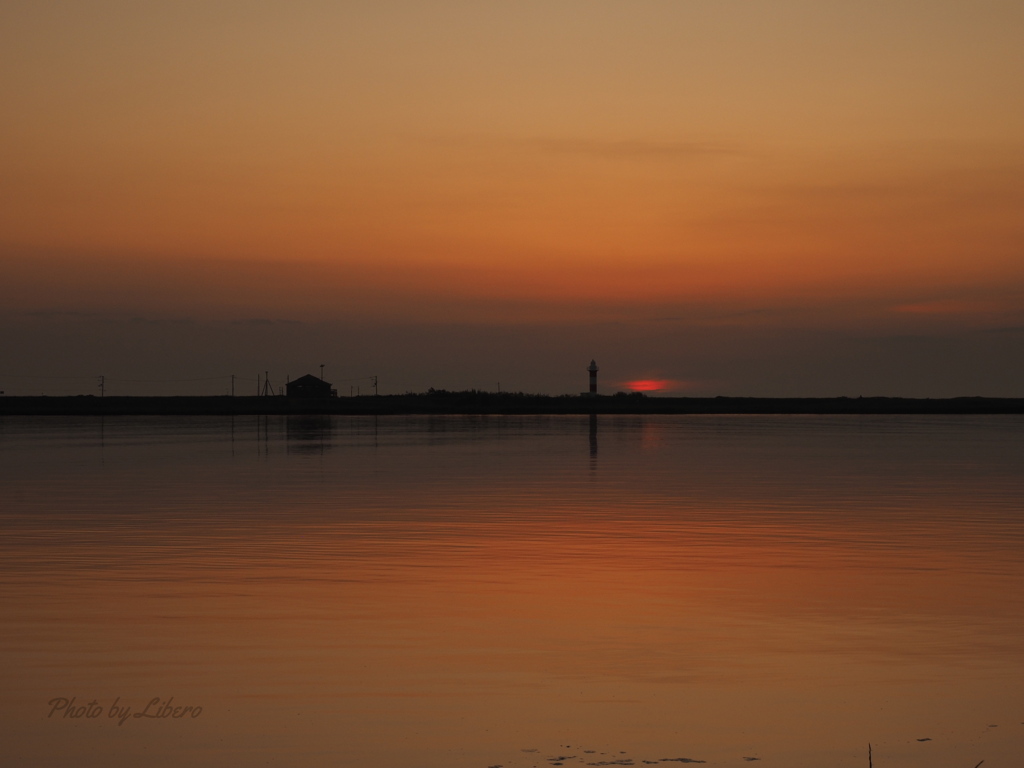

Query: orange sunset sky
left=2, top=1, right=1023, bottom=396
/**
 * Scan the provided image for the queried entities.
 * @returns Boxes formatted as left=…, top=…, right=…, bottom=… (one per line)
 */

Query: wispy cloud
left=892, top=298, right=1023, bottom=316
left=977, top=325, right=1024, bottom=334
left=230, top=318, right=304, bottom=327
left=893, top=299, right=990, bottom=315
left=427, top=133, right=741, bottom=161
left=521, top=136, right=741, bottom=160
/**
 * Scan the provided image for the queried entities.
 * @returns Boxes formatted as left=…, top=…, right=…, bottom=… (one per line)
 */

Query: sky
left=2, top=1, right=1023, bottom=396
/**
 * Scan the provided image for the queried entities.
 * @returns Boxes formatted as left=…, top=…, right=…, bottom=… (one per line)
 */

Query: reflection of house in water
left=286, top=415, right=334, bottom=454
left=286, top=374, right=337, bottom=398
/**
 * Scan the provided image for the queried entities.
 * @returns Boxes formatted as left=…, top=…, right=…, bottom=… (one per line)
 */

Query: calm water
left=1, top=415, right=1023, bottom=768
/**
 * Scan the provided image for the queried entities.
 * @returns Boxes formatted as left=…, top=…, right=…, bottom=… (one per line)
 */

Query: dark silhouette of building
left=588, top=359, right=599, bottom=395
left=287, top=374, right=335, bottom=398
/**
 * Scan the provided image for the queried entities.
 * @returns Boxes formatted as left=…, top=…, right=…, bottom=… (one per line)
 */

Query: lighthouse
left=588, top=359, right=599, bottom=395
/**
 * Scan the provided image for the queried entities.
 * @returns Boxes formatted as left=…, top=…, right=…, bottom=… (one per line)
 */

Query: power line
left=108, top=375, right=234, bottom=383
left=331, top=375, right=377, bottom=383
left=0, top=373, right=235, bottom=383
left=0, top=373, right=101, bottom=380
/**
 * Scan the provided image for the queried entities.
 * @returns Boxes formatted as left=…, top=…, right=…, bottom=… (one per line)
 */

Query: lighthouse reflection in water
left=2, top=414, right=1023, bottom=768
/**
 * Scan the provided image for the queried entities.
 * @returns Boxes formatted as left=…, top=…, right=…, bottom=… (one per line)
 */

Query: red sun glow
left=625, top=379, right=672, bottom=392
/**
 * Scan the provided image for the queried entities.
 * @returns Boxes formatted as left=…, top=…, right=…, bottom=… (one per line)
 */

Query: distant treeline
left=2, top=392, right=1024, bottom=416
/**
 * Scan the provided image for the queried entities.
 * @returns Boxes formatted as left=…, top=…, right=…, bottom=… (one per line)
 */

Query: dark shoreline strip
left=2, top=394, right=1024, bottom=416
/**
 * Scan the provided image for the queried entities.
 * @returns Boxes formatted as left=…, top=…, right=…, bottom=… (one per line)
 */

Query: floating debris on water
left=491, top=745, right=713, bottom=768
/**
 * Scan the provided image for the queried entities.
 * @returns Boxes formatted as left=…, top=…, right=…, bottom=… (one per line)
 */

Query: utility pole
left=98, top=375, right=105, bottom=398
left=373, top=376, right=378, bottom=396
left=320, top=364, right=325, bottom=381
left=231, top=374, right=235, bottom=397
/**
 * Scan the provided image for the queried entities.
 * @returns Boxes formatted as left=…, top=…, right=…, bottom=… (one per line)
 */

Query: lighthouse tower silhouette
left=588, top=359, right=599, bottom=395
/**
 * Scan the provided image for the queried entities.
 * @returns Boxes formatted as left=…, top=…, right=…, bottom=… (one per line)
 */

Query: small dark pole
left=373, top=376, right=378, bottom=396
left=257, top=373, right=260, bottom=396
left=231, top=374, right=235, bottom=397
left=320, top=364, right=325, bottom=380
left=98, top=375, right=105, bottom=398
left=868, top=743, right=872, bottom=768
